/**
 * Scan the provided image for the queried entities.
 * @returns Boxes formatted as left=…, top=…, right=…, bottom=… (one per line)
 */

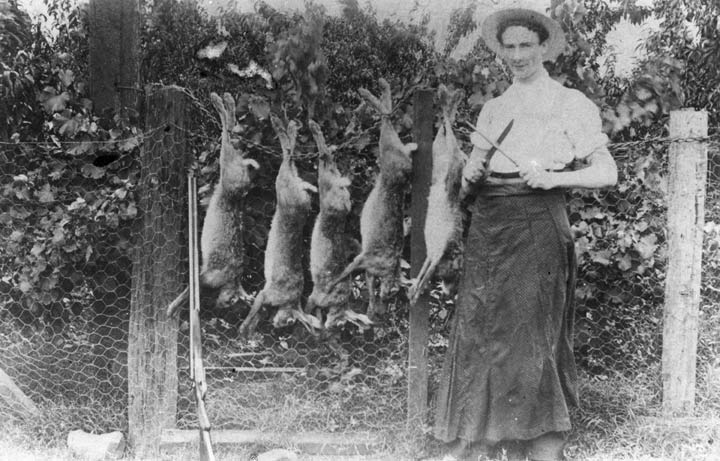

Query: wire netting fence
left=1, top=97, right=719, bottom=453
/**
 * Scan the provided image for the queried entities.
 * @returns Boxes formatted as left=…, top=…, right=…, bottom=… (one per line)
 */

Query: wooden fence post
left=88, top=0, right=140, bottom=115
left=128, top=86, right=189, bottom=457
left=408, top=89, right=434, bottom=425
left=662, top=109, right=708, bottom=416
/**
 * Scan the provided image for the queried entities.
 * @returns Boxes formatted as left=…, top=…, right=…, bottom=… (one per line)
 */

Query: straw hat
left=481, top=6, right=566, bottom=62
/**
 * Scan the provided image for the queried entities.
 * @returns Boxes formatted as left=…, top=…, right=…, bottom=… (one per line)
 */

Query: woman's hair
left=496, top=17, right=550, bottom=44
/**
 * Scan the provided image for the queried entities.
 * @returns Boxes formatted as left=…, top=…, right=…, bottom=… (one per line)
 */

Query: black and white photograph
left=1, top=0, right=718, bottom=460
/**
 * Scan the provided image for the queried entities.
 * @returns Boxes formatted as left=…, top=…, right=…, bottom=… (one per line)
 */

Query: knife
left=466, top=119, right=518, bottom=167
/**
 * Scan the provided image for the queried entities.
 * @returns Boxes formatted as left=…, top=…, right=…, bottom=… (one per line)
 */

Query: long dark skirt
left=434, top=185, right=579, bottom=444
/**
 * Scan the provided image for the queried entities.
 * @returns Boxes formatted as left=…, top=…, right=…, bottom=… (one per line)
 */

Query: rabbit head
left=270, top=115, right=317, bottom=209
left=210, top=92, right=259, bottom=194
left=309, top=120, right=352, bottom=214
left=437, top=84, right=464, bottom=126
left=359, top=79, right=417, bottom=184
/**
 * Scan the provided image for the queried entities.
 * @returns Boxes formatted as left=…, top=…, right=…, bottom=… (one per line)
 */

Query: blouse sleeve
left=563, top=91, right=609, bottom=159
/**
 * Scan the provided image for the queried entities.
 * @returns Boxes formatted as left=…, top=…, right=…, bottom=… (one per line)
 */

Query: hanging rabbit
left=325, top=78, right=417, bottom=321
left=306, top=120, right=371, bottom=330
left=408, top=84, right=467, bottom=305
left=167, top=92, right=258, bottom=318
left=238, top=115, right=321, bottom=338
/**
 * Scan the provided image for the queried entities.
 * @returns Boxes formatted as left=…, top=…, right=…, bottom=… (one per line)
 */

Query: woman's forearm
left=552, top=149, right=618, bottom=189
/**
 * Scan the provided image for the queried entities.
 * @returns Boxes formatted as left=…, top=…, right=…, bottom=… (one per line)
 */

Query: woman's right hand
left=462, top=154, right=487, bottom=188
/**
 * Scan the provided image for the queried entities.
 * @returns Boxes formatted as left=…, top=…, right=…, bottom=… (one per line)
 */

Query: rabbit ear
left=222, top=92, right=237, bottom=129
left=286, top=120, right=299, bottom=156
left=210, top=92, right=227, bottom=131
left=437, top=84, right=449, bottom=112
left=378, top=78, right=392, bottom=114
left=309, top=120, right=331, bottom=159
left=358, top=88, right=384, bottom=114
left=271, top=115, right=298, bottom=160
left=270, top=114, right=289, bottom=156
left=448, top=88, right=464, bottom=124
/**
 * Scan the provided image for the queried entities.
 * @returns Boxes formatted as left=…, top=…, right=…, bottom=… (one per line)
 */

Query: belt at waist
left=488, top=168, right=568, bottom=179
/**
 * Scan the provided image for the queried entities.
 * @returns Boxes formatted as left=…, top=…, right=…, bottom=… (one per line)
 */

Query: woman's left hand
left=519, top=161, right=556, bottom=190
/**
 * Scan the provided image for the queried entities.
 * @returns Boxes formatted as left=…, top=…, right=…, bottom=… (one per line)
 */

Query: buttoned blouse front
left=470, top=68, right=609, bottom=173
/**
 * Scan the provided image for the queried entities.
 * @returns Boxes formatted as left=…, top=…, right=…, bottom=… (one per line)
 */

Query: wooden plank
left=0, top=366, right=39, bottom=417
left=160, top=429, right=382, bottom=456
left=128, top=86, right=188, bottom=457
left=407, top=89, right=434, bottom=426
left=204, top=367, right=304, bottom=373
left=662, top=109, right=708, bottom=416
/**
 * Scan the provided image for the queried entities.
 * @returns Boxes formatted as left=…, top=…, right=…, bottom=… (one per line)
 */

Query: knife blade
left=466, top=119, right=519, bottom=167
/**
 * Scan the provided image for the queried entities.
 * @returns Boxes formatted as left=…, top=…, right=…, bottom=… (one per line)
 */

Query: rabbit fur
left=306, top=120, right=370, bottom=330
left=166, top=92, right=258, bottom=318
left=408, top=85, right=467, bottom=305
left=238, top=115, right=321, bottom=338
left=325, top=78, right=417, bottom=321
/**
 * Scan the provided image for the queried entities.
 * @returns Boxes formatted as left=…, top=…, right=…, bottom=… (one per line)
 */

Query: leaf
left=36, top=184, right=55, bottom=203
left=617, top=253, right=633, bottom=271
left=10, top=230, right=24, bottom=242
left=119, top=135, right=140, bottom=152
left=81, top=164, right=105, bottom=179
left=353, top=133, right=371, bottom=152
left=31, top=243, right=45, bottom=257
left=591, top=249, right=612, bottom=266
left=41, top=91, right=71, bottom=113
left=68, top=197, right=87, bottom=211
left=58, top=69, right=75, bottom=88
left=19, top=280, right=32, bottom=293
left=67, top=141, right=95, bottom=156
left=635, top=234, right=658, bottom=260
left=52, top=226, right=65, bottom=244
left=59, top=115, right=81, bottom=137
left=248, top=95, right=270, bottom=120
left=468, top=90, right=490, bottom=109
left=197, top=41, right=228, bottom=59
left=122, top=203, right=138, bottom=219
left=228, top=61, right=274, bottom=89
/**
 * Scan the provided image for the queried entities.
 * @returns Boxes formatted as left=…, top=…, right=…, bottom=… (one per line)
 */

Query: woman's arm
left=520, top=147, right=618, bottom=190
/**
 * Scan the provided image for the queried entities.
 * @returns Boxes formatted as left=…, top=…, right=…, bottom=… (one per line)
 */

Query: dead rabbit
left=325, top=78, right=417, bottom=321
left=238, top=115, right=321, bottom=337
left=408, top=84, right=467, bottom=305
left=306, top=120, right=371, bottom=330
left=167, top=92, right=258, bottom=318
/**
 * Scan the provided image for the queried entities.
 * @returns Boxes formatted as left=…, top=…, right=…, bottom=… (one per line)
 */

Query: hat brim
left=481, top=8, right=566, bottom=62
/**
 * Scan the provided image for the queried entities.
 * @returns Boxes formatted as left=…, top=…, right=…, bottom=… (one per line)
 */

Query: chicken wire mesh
left=1, top=104, right=719, bottom=451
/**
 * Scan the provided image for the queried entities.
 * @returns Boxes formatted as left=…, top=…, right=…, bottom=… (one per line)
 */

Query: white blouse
left=470, top=68, right=609, bottom=173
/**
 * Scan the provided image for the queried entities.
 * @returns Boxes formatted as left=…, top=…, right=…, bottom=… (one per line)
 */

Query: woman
left=433, top=7, right=617, bottom=461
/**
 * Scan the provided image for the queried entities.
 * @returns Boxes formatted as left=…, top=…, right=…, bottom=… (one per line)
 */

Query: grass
left=2, top=305, right=719, bottom=460
left=3, top=364, right=719, bottom=460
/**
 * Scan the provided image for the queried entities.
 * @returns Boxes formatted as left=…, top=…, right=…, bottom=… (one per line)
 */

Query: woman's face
left=499, top=25, right=548, bottom=82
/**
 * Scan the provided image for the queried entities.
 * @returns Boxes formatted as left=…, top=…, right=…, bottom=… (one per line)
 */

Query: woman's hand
left=462, top=154, right=487, bottom=188
left=519, top=160, right=556, bottom=190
